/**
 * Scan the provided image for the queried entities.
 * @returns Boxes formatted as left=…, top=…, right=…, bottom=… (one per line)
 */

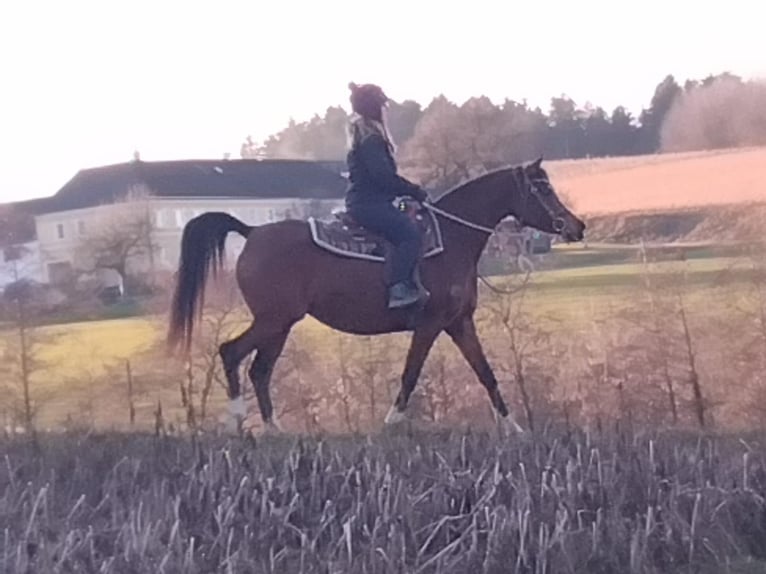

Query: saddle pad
left=308, top=208, right=445, bottom=262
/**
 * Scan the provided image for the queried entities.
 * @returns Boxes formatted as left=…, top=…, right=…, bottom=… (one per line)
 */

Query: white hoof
left=495, top=411, right=525, bottom=436
left=385, top=405, right=406, bottom=425
left=229, top=396, right=247, bottom=419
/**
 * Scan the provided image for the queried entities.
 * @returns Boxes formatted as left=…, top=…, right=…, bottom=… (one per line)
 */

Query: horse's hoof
left=496, top=412, right=525, bottom=437
left=385, top=405, right=406, bottom=425
left=229, top=397, right=247, bottom=419
left=263, top=419, right=282, bottom=435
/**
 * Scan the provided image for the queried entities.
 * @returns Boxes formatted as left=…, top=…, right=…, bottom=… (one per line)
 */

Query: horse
left=166, top=157, right=585, bottom=433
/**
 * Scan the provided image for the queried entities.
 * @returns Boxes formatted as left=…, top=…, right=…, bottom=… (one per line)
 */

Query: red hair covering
left=348, top=82, right=389, bottom=121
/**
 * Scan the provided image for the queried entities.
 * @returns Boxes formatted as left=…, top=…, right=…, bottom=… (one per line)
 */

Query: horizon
left=1, top=0, right=763, bottom=203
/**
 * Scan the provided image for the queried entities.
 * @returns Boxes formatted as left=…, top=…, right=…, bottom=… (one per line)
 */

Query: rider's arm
left=357, top=133, right=428, bottom=202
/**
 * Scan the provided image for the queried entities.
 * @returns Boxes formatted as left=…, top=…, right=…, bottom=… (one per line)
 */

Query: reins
left=421, top=203, right=496, bottom=235
left=421, top=197, right=530, bottom=296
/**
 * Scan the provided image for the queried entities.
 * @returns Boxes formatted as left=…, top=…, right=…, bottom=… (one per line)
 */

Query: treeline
left=241, top=72, right=766, bottom=189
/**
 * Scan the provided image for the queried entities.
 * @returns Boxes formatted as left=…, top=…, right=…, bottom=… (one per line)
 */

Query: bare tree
left=618, top=245, right=709, bottom=428
left=74, top=186, right=159, bottom=293
left=416, top=343, right=454, bottom=423
left=478, top=272, right=550, bottom=432
left=270, top=331, right=325, bottom=434
left=0, top=254, right=58, bottom=433
left=333, top=334, right=358, bottom=433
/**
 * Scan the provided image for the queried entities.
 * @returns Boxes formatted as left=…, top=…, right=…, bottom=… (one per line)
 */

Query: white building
left=8, top=158, right=347, bottom=286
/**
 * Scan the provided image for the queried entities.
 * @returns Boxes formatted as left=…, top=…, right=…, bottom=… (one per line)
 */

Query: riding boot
left=387, top=281, right=425, bottom=309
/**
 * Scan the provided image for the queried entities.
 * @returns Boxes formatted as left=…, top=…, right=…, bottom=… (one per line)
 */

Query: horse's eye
left=534, top=182, right=551, bottom=194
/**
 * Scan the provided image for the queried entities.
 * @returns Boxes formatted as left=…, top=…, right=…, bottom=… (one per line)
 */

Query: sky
left=0, top=0, right=763, bottom=203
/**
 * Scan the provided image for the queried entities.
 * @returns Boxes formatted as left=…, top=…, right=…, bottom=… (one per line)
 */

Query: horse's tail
left=167, top=212, right=252, bottom=353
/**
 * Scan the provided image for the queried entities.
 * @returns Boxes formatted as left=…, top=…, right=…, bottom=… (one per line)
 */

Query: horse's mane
left=433, top=165, right=518, bottom=204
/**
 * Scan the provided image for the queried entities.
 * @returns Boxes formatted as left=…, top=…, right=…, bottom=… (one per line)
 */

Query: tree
left=0, top=207, right=35, bottom=248
left=0, top=251, right=60, bottom=433
left=495, top=99, right=547, bottom=164
left=478, top=273, right=559, bottom=432
left=240, top=135, right=264, bottom=159
left=545, top=95, right=586, bottom=159
left=638, top=74, right=681, bottom=153
left=385, top=100, right=423, bottom=147
left=609, top=106, right=639, bottom=156
left=251, top=107, right=350, bottom=160
left=74, top=188, right=159, bottom=294
left=399, top=95, right=466, bottom=189
left=401, top=95, right=522, bottom=190
left=582, top=105, right=613, bottom=158
left=660, top=75, right=766, bottom=152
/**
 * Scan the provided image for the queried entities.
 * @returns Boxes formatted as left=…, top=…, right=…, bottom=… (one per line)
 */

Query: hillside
left=545, top=146, right=766, bottom=242
left=548, top=146, right=766, bottom=215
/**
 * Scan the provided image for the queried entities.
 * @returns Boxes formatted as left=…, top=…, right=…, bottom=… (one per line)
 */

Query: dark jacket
left=345, top=129, right=427, bottom=208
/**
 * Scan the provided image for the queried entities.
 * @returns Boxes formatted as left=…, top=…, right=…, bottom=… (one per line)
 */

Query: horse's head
left=510, top=158, right=585, bottom=243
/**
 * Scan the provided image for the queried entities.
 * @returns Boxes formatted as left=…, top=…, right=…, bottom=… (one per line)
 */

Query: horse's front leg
left=446, top=315, right=525, bottom=435
left=384, top=325, right=442, bottom=424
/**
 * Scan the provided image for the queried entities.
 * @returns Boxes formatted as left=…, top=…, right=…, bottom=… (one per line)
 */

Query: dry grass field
left=546, top=146, right=766, bottom=215
left=1, top=250, right=756, bottom=431
left=4, top=430, right=766, bottom=574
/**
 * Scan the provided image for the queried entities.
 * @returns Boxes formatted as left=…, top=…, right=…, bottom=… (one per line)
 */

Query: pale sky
left=1, top=0, right=763, bottom=203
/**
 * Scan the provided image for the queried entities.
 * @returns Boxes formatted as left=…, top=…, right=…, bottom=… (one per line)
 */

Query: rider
left=344, top=81, right=430, bottom=309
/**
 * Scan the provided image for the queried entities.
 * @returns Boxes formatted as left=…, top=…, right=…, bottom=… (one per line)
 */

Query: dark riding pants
left=348, top=202, right=422, bottom=286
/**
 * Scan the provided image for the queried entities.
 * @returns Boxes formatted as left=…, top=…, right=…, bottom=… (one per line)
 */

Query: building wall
left=33, top=196, right=343, bottom=284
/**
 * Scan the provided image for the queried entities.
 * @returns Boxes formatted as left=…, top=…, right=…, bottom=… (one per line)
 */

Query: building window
left=56, top=223, right=65, bottom=239
left=77, top=221, right=86, bottom=236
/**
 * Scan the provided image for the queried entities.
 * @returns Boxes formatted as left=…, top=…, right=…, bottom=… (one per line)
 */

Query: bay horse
left=167, top=158, right=585, bottom=433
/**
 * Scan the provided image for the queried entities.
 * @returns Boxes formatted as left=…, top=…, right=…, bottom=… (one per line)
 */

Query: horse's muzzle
left=561, top=218, right=586, bottom=242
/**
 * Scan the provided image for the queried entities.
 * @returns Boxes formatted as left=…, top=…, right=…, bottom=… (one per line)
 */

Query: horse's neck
left=434, top=171, right=512, bottom=261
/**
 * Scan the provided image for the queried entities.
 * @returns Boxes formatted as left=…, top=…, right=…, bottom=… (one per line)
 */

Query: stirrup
left=387, top=282, right=425, bottom=309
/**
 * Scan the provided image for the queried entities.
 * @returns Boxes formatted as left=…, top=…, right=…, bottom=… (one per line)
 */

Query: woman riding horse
left=345, top=82, right=430, bottom=309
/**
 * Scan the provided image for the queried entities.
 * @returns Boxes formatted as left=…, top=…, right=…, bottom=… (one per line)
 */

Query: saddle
left=308, top=199, right=445, bottom=262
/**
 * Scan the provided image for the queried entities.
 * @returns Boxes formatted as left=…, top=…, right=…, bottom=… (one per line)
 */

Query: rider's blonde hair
left=347, top=113, right=397, bottom=154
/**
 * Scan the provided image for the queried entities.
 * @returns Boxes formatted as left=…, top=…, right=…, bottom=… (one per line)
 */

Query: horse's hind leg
left=221, top=318, right=297, bottom=428
left=247, top=330, right=290, bottom=431
left=219, top=323, right=261, bottom=423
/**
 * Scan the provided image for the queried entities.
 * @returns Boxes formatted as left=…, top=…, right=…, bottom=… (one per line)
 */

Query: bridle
left=419, top=166, right=569, bottom=295
left=422, top=166, right=567, bottom=235
left=511, top=167, right=567, bottom=234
